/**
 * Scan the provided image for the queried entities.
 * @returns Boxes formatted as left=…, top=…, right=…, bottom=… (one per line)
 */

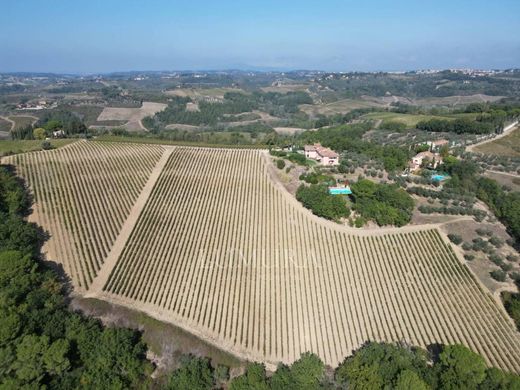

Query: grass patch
left=474, top=126, right=520, bottom=157
left=73, top=297, right=243, bottom=368
left=0, top=139, right=76, bottom=156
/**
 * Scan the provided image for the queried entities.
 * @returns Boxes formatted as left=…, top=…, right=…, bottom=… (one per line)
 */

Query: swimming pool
left=431, top=174, right=449, bottom=182
left=329, top=187, right=352, bottom=195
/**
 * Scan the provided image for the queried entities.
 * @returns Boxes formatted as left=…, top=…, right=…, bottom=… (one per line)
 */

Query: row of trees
left=220, top=343, right=520, bottom=390
left=168, top=342, right=520, bottom=390
left=416, top=118, right=495, bottom=134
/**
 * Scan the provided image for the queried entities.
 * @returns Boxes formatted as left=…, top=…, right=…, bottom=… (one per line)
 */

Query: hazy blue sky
left=1, top=0, right=519, bottom=73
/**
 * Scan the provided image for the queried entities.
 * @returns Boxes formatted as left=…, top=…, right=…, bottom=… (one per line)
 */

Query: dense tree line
left=350, top=179, right=415, bottom=226
left=217, top=342, right=520, bottom=390
left=296, top=184, right=349, bottom=221
left=416, top=118, right=495, bottom=134
left=0, top=165, right=153, bottom=388
left=416, top=103, right=520, bottom=134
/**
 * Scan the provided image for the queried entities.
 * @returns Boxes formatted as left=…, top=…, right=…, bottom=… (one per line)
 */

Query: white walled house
left=304, top=143, right=340, bottom=166
left=410, top=151, right=442, bottom=171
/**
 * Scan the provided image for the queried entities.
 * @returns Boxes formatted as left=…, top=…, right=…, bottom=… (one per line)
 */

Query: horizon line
left=1, top=67, right=519, bottom=77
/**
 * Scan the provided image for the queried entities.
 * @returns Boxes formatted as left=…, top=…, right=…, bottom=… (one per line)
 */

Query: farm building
left=410, top=151, right=442, bottom=171
left=304, top=143, right=340, bottom=166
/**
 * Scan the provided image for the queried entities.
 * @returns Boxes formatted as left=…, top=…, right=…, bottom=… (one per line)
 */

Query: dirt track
left=467, top=121, right=519, bottom=153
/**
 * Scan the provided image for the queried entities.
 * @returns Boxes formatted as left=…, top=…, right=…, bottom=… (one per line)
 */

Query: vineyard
left=2, top=141, right=165, bottom=290
left=3, top=142, right=520, bottom=371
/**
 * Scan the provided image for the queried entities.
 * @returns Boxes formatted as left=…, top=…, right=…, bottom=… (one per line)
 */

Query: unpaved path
left=486, top=170, right=520, bottom=179
left=467, top=121, right=518, bottom=153
left=86, top=146, right=175, bottom=294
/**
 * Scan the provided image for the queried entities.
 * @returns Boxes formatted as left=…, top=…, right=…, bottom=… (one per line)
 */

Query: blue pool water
left=431, top=174, right=448, bottom=182
left=329, top=187, right=352, bottom=195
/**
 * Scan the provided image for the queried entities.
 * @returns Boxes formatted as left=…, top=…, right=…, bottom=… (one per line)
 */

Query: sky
left=1, top=0, right=519, bottom=73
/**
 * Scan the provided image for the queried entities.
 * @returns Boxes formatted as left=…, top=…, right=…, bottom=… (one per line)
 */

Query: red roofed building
left=304, top=143, right=340, bottom=166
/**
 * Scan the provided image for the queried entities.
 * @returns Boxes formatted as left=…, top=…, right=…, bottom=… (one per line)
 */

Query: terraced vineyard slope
left=96, top=147, right=520, bottom=371
left=3, top=141, right=165, bottom=291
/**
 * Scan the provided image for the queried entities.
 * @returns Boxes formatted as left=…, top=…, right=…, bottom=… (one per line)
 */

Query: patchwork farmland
left=3, top=141, right=520, bottom=371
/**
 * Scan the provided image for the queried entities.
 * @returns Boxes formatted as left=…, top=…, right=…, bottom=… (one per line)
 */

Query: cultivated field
left=97, top=102, right=167, bottom=131
left=413, top=94, right=504, bottom=107
left=97, top=147, right=519, bottom=370
left=5, top=142, right=520, bottom=371
left=362, top=112, right=449, bottom=127
left=9, top=115, right=38, bottom=129
left=261, top=84, right=310, bottom=93
left=473, top=125, right=520, bottom=157
left=164, top=87, right=247, bottom=99
left=3, top=141, right=165, bottom=290
left=299, top=98, right=383, bottom=116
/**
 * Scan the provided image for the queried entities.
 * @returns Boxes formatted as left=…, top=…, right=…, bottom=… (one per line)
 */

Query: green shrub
left=462, top=242, right=473, bottom=251
left=287, top=152, right=308, bottom=166
left=215, top=365, right=230, bottom=382
left=41, top=140, right=53, bottom=150
left=167, top=355, right=214, bottom=390
left=448, top=234, right=463, bottom=245
left=489, top=254, right=503, bottom=266
left=476, top=228, right=493, bottom=237
left=276, top=159, right=286, bottom=170
left=489, top=236, right=504, bottom=248
left=490, top=270, right=507, bottom=282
